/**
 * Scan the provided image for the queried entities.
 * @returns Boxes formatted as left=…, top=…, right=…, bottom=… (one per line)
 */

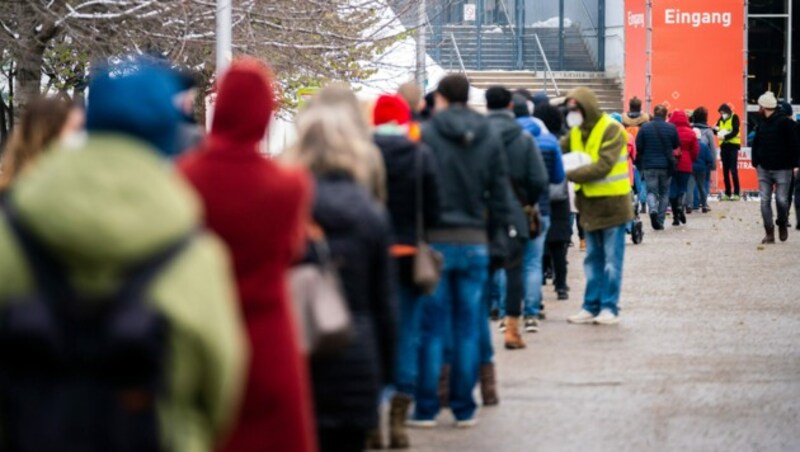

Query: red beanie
left=373, top=94, right=411, bottom=126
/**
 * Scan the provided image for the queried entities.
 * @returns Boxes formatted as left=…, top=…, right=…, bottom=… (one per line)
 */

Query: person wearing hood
left=562, top=87, right=633, bottom=326
left=635, top=104, right=680, bottom=230
left=486, top=87, right=548, bottom=346
left=510, top=92, right=564, bottom=329
left=0, top=58, right=247, bottom=451
left=178, top=59, right=317, bottom=452
left=411, top=74, right=511, bottom=428
left=751, top=91, right=800, bottom=243
left=715, top=103, right=742, bottom=200
left=667, top=110, right=699, bottom=226
left=370, top=94, right=441, bottom=449
left=689, top=107, right=718, bottom=213
left=514, top=88, right=550, bottom=135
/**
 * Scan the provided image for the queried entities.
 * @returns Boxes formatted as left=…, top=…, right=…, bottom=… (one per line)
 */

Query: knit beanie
left=373, top=94, right=411, bottom=126
left=757, top=91, right=778, bottom=109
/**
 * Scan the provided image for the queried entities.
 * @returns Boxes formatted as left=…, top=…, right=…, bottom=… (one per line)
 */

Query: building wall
left=605, top=0, right=625, bottom=76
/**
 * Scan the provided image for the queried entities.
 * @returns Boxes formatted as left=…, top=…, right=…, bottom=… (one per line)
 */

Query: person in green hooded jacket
left=0, top=59, right=247, bottom=452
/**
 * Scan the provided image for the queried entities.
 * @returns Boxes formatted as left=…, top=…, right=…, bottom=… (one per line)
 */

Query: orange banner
left=624, top=0, right=647, bottom=108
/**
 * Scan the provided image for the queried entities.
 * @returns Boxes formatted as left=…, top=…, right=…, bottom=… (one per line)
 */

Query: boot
left=503, top=317, right=526, bottom=350
left=438, top=364, right=450, bottom=408
left=762, top=225, right=776, bottom=244
left=670, top=198, right=680, bottom=226
left=778, top=223, right=789, bottom=242
left=389, top=394, right=412, bottom=449
left=479, top=363, right=499, bottom=406
left=649, top=212, right=660, bottom=230
left=678, top=200, right=687, bottom=224
left=366, top=427, right=384, bottom=450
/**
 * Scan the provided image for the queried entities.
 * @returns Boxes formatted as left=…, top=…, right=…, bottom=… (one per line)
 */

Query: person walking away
left=667, top=110, right=699, bottom=226
left=562, top=87, right=633, bottom=325
left=751, top=91, right=800, bottom=243
left=411, top=75, right=511, bottom=427
left=397, top=82, right=426, bottom=142
left=285, top=96, right=396, bottom=452
left=371, top=94, right=442, bottom=448
left=690, top=126, right=715, bottom=214
left=622, top=97, right=650, bottom=213
left=715, top=103, right=742, bottom=200
left=178, top=59, right=317, bottom=452
left=0, top=59, right=247, bottom=452
left=511, top=93, right=563, bottom=332
left=635, top=105, right=680, bottom=230
left=689, top=107, right=718, bottom=213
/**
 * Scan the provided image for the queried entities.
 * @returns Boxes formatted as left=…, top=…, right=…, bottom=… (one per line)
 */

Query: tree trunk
left=14, top=40, right=46, bottom=113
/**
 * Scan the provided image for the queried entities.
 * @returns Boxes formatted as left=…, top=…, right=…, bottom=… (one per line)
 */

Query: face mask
left=721, top=113, right=730, bottom=120
left=566, top=111, right=584, bottom=128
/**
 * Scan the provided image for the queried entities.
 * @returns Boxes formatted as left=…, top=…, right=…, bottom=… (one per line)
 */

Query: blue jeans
left=394, top=283, right=424, bottom=396
left=416, top=243, right=489, bottom=422
left=582, top=224, right=626, bottom=315
left=523, top=215, right=551, bottom=317
left=644, top=169, right=670, bottom=224
left=634, top=167, right=647, bottom=205
left=669, top=172, right=691, bottom=200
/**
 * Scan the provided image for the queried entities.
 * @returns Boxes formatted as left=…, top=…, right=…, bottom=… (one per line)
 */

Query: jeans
left=643, top=168, right=671, bottom=224
left=416, top=243, right=489, bottom=422
left=757, top=167, right=793, bottom=227
left=523, top=215, right=551, bottom=317
left=669, top=172, right=691, bottom=201
left=720, top=144, right=740, bottom=197
left=687, top=170, right=710, bottom=208
left=479, top=280, right=494, bottom=365
left=634, top=167, right=647, bottom=205
left=394, top=284, right=424, bottom=396
left=582, top=224, right=627, bottom=315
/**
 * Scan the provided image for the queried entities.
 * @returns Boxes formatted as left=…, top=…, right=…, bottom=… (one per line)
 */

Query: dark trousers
left=720, top=143, right=740, bottom=196
left=547, top=241, right=569, bottom=291
left=318, top=426, right=367, bottom=452
left=504, top=237, right=526, bottom=317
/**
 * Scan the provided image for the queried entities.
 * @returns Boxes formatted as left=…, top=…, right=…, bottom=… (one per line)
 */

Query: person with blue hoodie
left=689, top=107, right=717, bottom=213
left=513, top=94, right=565, bottom=332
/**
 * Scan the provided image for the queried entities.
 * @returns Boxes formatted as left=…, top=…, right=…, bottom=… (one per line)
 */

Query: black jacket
left=422, top=106, right=512, bottom=241
left=546, top=199, right=572, bottom=243
left=752, top=113, right=800, bottom=170
left=486, top=110, right=548, bottom=239
left=635, top=117, right=680, bottom=170
left=310, top=174, right=396, bottom=430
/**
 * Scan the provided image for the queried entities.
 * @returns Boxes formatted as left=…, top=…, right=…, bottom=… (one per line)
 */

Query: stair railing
left=449, top=32, right=469, bottom=80
left=533, top=33, right=560, bottom=96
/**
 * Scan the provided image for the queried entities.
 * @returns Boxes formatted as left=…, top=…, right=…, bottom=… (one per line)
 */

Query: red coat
left=179, top=59, right=317, bottom=452
left=669, top=110, right=699, bottom=173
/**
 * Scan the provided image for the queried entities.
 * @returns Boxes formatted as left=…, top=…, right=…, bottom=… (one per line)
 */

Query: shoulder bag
left=412, top=149, right=444, bottom=295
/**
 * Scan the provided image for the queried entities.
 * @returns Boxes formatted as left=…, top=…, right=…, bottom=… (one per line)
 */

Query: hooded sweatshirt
left=668, top=110, right=699, bottom=173
left=563, top=87, right=634, bottom=232
left=622, top=111, right=651, bottom=128
left=0, top=64, right=247, bottom=451
left=421, top=105, right=512, bottom=241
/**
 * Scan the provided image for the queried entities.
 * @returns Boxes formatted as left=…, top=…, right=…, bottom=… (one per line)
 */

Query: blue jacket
left=518, top=117, right=565, bottom=216
left=634, top=117, right=680, bottom=170
left=692, top=141, right=715, bottom=173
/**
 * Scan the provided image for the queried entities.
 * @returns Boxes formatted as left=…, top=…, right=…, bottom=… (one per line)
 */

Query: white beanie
left=758, top=91, right=778, bottom=109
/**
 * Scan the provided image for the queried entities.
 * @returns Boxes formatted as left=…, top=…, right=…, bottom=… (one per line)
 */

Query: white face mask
left=566, top=111, right=584, bottom=128
left=721, top=113, right=730, bottom=120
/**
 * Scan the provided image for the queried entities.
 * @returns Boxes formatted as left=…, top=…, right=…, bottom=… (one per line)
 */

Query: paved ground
left=405, top=200, right=800, bottom=451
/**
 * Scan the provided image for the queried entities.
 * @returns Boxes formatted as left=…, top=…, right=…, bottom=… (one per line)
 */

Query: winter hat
left=373, top=94, right=411, bottom=126
left=532, top=91, right=550, bottom=107
left=778, top=100, right=793, bottom=117
left=758, top=91, right=778, bottom=109
left=87, top=57, right=182, bottom=157
left=211, top=58, right=275, bottom=145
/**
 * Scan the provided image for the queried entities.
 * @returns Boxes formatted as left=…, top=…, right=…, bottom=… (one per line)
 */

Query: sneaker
left=594, top=309, right=619, bottom=325
left=454, top=418, right=478, bottom=428
left=557, top=289, right=569, bottom=300
left=523, top=316, right=540, bottom=333
left=731, top=194, right=741, bottom=201
left=498, top=320, right=506, bottom=332
left=567, top=309, right=596, bottom=324
left=720, top=194, right=730, bottom=201
left=406, top=418, right=437, bottom=429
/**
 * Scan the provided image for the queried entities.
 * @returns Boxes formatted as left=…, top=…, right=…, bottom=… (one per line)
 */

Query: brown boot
left=479, top=363, right=499, bottom=406
left=503, top=317, right=526, bottom=350
left=762, top=225, right=776, bottom=244
left=366, top=426, right=384, bottom=450
left=438, top=364, right=450, bottom=408
left=389, top=394, right=412, bottom=449
left=778, top=223, right=789, bottom=242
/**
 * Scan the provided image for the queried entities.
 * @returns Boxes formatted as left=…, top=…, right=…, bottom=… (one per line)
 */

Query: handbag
left=412, top=149, right=443, bottom=295
left=289, top=237, right=354, bottom=356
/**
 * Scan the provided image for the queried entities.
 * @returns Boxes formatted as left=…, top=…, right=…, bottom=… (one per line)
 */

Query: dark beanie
left=512, top=94, right=531, bottom=118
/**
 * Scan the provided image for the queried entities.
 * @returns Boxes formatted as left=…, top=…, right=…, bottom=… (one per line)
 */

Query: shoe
left=479, top=363, right=499, bottom=406
left=720, top=194, right=730, bottom=201
left=702, top=206, right=710, bottom=213
left=731, top=194, right=741, bottom=201
left=778, top=223, right=788, bottom=242
left=498, top=319, right=506, bottom=332
left=762, top=225, right=776, bottom=244
left=685, top=207, right=692, bottom=214
left=567, top=309, right=596, bottom=324
left=389, top=394, right=412, bottom=448
left=579, top=239, right=586, bottom=251
left=366, top=427, right=384, bottom=450
left=672, top=216, right=680, bottom=226
left=649, top=212, right=660, bottom=230
left=523, top=316, right=540, bottom=333
left=454, top=418, right=478, bottom=428
left=503, top=317, right=526, bottom=349
left=406, top=418, right=437, bottom=429
left=557, top=289, right=569, bottom=300
left=594, top=309, right=619, bottom=325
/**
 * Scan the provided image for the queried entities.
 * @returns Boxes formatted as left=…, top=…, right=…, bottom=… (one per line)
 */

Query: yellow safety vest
left=570, top=114, right=631, bottom=198
left=718, top=116, right=740, bottom=145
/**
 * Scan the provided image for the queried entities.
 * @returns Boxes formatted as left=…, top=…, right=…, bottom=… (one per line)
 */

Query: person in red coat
left=179, top=58, right=317, bottom=452
left=667, top=109, right=700, bottom=225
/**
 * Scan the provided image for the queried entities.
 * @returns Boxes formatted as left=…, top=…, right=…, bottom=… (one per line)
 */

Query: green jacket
left=563, top=87, right=634, bottom=232
left=0, top=134, right=247, bottom=452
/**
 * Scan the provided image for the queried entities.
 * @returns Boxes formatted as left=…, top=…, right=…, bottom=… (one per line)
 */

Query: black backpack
left=0, top=200, right=193, bottom=452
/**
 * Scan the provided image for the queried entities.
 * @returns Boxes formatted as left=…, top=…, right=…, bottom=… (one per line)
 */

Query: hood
left=86, top=58, right=183, bottom=157
left=567, top=87, right=602, bottom=135
left=622, top=112, right=649, bottom=127
left=431, top=106, right=490, bottom=146
left=10, top=134, right=199, bottom=293
left=488, top=111, right=524, bottom=144
left=669, top=110, right=691, bottom=128
left=211, top=58, right=275, bottom=147
left=516, top=116, right=541, bottom=137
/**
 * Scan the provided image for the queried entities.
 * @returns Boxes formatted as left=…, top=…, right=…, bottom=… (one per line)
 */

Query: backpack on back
left=0, top=200, right=192, bottom=452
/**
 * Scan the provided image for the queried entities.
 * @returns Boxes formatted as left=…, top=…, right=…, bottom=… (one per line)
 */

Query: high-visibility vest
left=718, top=115, right=740, bottom=145
left=570, top=113, right=631, bottom=198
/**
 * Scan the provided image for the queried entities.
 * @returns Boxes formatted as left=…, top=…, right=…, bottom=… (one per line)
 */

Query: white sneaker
left=406, top=418, right=437, bottom=428
left=454, top=418, right=478, bottom=428
left=567, top=309, right=596, bottom=324
left=594, top=309, right=619, bottom=325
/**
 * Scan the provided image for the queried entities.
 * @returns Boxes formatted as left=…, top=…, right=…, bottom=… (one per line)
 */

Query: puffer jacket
left=668, top=110, right=699, bottom=173
left=635, top=117, right=680, bottom=170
